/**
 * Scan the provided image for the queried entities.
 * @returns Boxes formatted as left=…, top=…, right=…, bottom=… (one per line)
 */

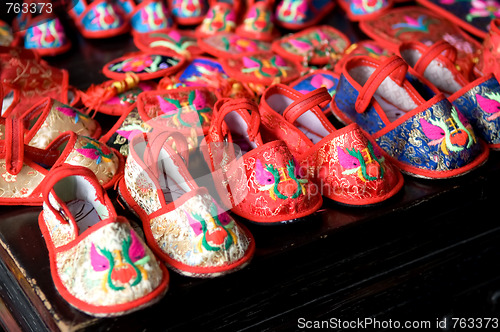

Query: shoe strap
left=412, top=41, right=457, bottom=76
left=282, top=87, right=332, bottom=124
left=213, top=98, right=260, bottom=142
left=143, top=130, right=190, bottom=178
left=4, top=112, right=24, bottom=175
left=355, top=56, right=408, bottom=114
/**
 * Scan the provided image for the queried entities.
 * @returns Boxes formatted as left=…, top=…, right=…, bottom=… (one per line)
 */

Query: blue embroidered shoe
left=275, top=0, right=335, bottom=30
left=331, top=55, right=489, bottom=179
left=399, top=40, right=500, bottom=150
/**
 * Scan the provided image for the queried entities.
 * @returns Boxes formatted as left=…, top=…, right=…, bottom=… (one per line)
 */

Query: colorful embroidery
left=350, top=0, right=387, bottom=14
left=148, top=31, right=197, bottom=55
left=242, top=3, right=273, bottom=33
left=255, top=159, right=307, bottom=200
left=108, top=54, right=180, bottom=74
left=420, top=108, right=474, bottom=155
left=392, top=15, right=433, bottom=36
left=178, top=58, right=227, bottom=86
left=140, top=1, right=171, bottom=30
left=241, top=55, right=290, bottom=79
left=172, top=0, right=206, bottom=18
left=90, top=231, right=150, bottom=291
left=338, top=142, right=385, bottom=181
left=77, top=139, right=115, bottom=164
left=476, top=92, right=500, bottom=120
left=186, top=202, right=236, bottom=252
left=56, top=106, right=91, bottom=125
left=157, top=90, right=211, bottom=128
left=89, top=3, right=122, bottom=30
left=26, top=18, right=66, bottom=49
left=294, top=74, right=337, bottom=95
left=466, top=0, right=500, bottom=21
left=199, top=4, right=236, bottom=34
left=276, top=0, right=308, bottom=23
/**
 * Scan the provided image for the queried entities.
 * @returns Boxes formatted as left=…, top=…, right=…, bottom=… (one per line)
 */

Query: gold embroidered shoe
left=118, top=131, right=255, bottom=277
left=0, top=131, right=123, bottom=206
left=39, top=166, right=168, bottom=317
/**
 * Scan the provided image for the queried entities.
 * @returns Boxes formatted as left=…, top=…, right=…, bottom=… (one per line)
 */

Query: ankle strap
left=143, top=130, right=190, bottom=178
left=282, top=87, right=331, bottom=123
left=213, top=98, right=260, bottom=141
left=4, top=113, right=24, bottom=175
left=413, top=41, right=457, bottom=76
left=355, top=56, right=408, bottom=114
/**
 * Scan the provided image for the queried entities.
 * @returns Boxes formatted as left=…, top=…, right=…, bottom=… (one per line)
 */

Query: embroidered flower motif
left=157, top=90, right=211, bottom=128
left=56, top=106, right=90, bottom=125
left=141, top=2, right=171, bottom=30
left=1, top=172, right=17, bottom=183
left=110, top=55, right=176, bottom=74
left=90, top=231, right=150, bottom=291
left=222, top=36, right=259, bottom=53
left=199, top=4, right=236, bottom=34
left=466, top=0, right=500, bottom=21
left=276, top=0, right=308, bottom=23
left=392, top=15, right=432, bottom=37
left=351, top=0, right=386, bottom=14
left=419, top=108, right=475, bottom=155
left=172, top=0, right=205, bottom=18
left=243, top=3, right=273, bottom=33
left=30, top=18, right=64, bottom=48
left=90, top=3, right=121, bottom=29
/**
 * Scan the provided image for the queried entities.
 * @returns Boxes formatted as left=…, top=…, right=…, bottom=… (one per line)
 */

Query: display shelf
left=2, top=4, right=500, bottom=331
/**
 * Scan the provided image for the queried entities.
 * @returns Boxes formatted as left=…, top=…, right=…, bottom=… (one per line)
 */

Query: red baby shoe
left=260, top=84, right=404, bottom=205
left=202, top=98, right=323, bottom=223
left=119, top=131, right=255, bottom=277
left=39, top=166, right=168, bottom=317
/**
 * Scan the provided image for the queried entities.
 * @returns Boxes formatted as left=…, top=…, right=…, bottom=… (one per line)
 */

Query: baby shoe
left=11, top=1, right=71, bottom=56
left=195, top=2, right=237, bottom=37
left=116, top=0, right=174, bottom=34
left=479, top=18, right=500, bottom=78
left=260, top=84, right=403, bottom=205
left=102, top=51, right=186, bottom=80
left=358, top=6, right=482, bottom=81
left=0, top=20, right=14, bottom=47
left=272, top=25, right=350, bottom=67
left=331, top=55, right=489, bottom=179
left=198, top=32, right=271, bottom=58
left=289, top=69, right=339, bottom=114
left=119, top=130, right=255, bottom=277
left=39, top=166, right=168, bottom=317
left=275, top=0, right=335, bottom=30
left=0, top=130, right=123, bottom=205
left=69, top=0, right=130, bottom=39
left=235, top=0, right=279, bottom=42
left=399, top=40, right=500, bottom=149
left=1, top=47, right=81, bottom=115
left=337, top=0, right=393, bottom=21
left=136, top=86, right=218, bottom=149
left=1, top=97, right=100, bottom=149
left=169, top=0, right=209, bottom=25
left=202, top=98, right=323, bottom=223
left=175, top=56, right=228, bottom=87
left=133, top=28, right=203, bottom=57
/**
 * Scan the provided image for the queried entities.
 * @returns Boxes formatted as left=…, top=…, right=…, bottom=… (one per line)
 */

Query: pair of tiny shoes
left=0, top=130, right=123, bottom=205
left=11, top=1, right=71, bottom=56
left=260, top=84, right=404, bottom=205
left=116, top=0, right=175, bottom=34
left=275, top=0, right=335, bottom=30
left=39, top=166, right=168, bottom=317
left=331, top=55, right=489, bottom=179
left=119, top=130, right=255, bottom=277
left=202, top=98, right=323, bottom=223
left=69, top=0, right=130, bottom=38
left=399, top=40, right=500, bottom=150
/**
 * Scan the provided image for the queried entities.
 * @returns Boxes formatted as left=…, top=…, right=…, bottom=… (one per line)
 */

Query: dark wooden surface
left=2, top=3, right=500, bottom=332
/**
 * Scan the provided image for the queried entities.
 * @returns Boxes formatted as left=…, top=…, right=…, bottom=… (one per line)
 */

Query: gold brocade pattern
left=0, top=161, right=45, bottom=199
